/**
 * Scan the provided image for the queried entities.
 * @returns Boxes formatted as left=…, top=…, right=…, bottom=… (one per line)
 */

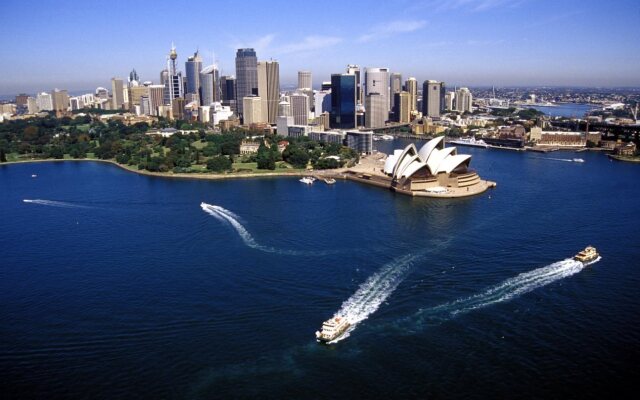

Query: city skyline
left=1, top=0, right=639, bottom=94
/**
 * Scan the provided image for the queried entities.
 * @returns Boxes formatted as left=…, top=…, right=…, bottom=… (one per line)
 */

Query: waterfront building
left=308, top=130, right=346, bottom=144
left=394, top=91, right=410, bottom=123
left=390, top=73, right=402, bottom=110
left=365, top=67, right=390, bottom=113
left=330, top=73, right=356, bottom=129
left=346, top=130, right=373, bottom=154
left=298, top=71, right=312, bottom=90
left=422, top=80, right=445, bottom=118
left=185, top=50, right=203, bottom=101
left=289, top=92, right=310, bottom=126
left=111, top=78, right=125, bottom=110
left=346, top=64, right=363, bottom=104
left=405, top=77, right=418, bottom=112
left=235, top=48, right=258, bottom=118
left=242, top=95, right=263, bottom=125
left=200, top=64, right=220, bottom=106
left=537, top=131, right=586, bottom=147
left=455, top=87, right=473, bottom=113
left=257, top=60, right=280, bottom=124
left=36, top=92, right=53, bottom=111
left=365, top=93, right=386, bottom=128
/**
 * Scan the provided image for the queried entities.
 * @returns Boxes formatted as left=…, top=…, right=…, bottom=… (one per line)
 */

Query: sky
left=0, top=0, right=639, bottom=95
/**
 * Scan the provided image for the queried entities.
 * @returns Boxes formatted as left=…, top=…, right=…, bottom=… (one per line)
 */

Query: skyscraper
left=148, top=85, right=165, bottom=116
left=289, top=92, right=309, bottom=125
left=346, top=65, right=363, bottom=104
left=36, top=92, right=53, bottom=111
left=220, top=75, right=237, bottom=113
left=200, top=65, right=220, bottom=106
left=235, top=48, right=258, bottom=118
left=51, top=89, right=69, bottom=113
left=111, top=78, right=124, bottom=110
left=128, top=68, right=139, bottom=86
left=394, top=91, right=410, bottom=123
left=390, top=73, right=402, bottom=110
left=422, top=80, right=445, bottom=118
left=455, top=87, right=473, bottom=113
left=330, top=74, right=356, bottom=129
left=242, top=95, right=263, bottom=125
left=365, top=67, right=390, bottom=114
left=257, top=60, right=280, bottom=124
left=365, top=93, right=386, bottom=128
left=405, top=77, right=418, bottom=113
left=185, top=50, right=203, bottom=102
left=298, top=71, right=312, bottom=90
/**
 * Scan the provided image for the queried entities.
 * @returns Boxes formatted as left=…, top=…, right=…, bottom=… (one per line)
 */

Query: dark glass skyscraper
left=185, top=50, right=203, bottom=102
left=234, top=48, right=258, bottom=117
left=220, top=76, right=237, bottom=113
left=330, top=74, right=356, bottom=129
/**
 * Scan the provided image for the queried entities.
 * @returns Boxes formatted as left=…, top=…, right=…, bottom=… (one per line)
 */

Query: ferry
left=299, top=176, right=316, bottom=185
left=315, top=316, right=350, bottom=343
left=574, top=246, right=599, bottom=263
left=323, top=178, right=336, bottom=185
left=373, top=134, right=394, bottom=142
left=447, top=137, right=488, bottom=149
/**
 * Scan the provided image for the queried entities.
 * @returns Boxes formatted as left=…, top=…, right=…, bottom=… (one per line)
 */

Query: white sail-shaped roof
left=391, top=144, right=418, bottom=178
left=435, top=154, right=471, bottom=174
left=426, top=147, right=457, bottom=175
left=418, top=136, right=445, bottom=162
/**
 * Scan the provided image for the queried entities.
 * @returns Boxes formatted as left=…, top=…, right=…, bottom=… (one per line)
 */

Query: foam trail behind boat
left=406, top=257, right=600, bottom=330
left=23, top=199, right=91, bottom=209
left=327, top=252, right=424, bottom=343
left=201, top=202, right=335, bottom=256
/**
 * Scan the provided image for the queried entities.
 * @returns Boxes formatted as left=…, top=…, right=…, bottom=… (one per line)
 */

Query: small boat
left=572, top=158, right=585, bottom=163
left=324, top=178, right=336, bottom=185
left=574, top=246, right=599, bottom=263
left=299, top=176, right=316, bottom=184
left=31, top=174, right=37, bottom=178
left=315, top=316, right=350, bottom=343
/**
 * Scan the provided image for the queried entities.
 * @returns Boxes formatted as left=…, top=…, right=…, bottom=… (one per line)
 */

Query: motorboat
left=299, top=176, right=316, bottom=184
left=324, top=178, right=336, bottom=185
left=315, top=316, right=350, bottom=343
left=572, top=158, right=585, bottom=163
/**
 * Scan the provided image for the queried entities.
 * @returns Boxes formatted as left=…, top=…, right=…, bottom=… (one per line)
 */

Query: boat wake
left=200, top=202, right=335, bottom=256
left=407, top=257, right=600, bottom=330
left=23, top=199, right=92, bottom=209
left=328, top=253, right=424, bottom=343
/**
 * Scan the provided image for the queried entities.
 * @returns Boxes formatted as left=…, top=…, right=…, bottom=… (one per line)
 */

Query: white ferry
left=373, top=134, right=394, bottom=141
left=299, top=176, right=316, bottom=184
left=574, top=246, right=599, bottom=263
left=316, top=316, right=350, bottom=343
left=447, top=137, right=488, bottom=149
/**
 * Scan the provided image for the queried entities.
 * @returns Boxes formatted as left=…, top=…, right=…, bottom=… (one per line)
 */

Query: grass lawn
left=191, top=140, right=207, bottom=150
left=231, top=161, right=305, bottom=173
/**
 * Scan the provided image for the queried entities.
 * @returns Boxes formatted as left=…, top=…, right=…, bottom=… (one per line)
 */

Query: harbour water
left=1, top=146, right=639, bottom=399
left=525, top=102, right=599, bottom=118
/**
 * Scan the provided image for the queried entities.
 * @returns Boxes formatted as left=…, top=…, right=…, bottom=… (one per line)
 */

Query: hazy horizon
left=1, top=0, right=639, bottom=94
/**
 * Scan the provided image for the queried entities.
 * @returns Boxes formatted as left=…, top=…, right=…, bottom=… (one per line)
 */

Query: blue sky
left=1, top=0, right=639, bottom=94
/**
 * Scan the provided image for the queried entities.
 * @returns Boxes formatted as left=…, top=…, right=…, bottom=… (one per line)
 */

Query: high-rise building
left=242, top=95, right=263, bottom=125
left=314, top=90, right=331, bottom=118
left=298, top=71, right=312, bottom=90
left=330, top=74, right=356, bottom=129
left=163, top=45, right=183, bottom=106
left=148, top=85, right=165, bottom=116
left=129, top=86, right=150, bottom=110
left=51, top=89, right=69, bottom=113
left=346, top=65, right=363, bottom=104
left=111, top=78, right=125, bottom=110
left=185, top=50, right=203, bottom=101
left=257, top=60, right=280, bottom=124
left=455, top=87, right=473, bottom=113
left=27, top=97, right=38, bottom=114
left=365, top=67, right=390, bottom=114
left=422, top=80, right=445, bottom=118
left=128, top=68, right=139, bottom=86
left=235, top=48, right=258, bottom=118
left=390, top=73, right=402, bottom=110
left=219, top=75, right=237, bottom=113
left=321, top=81, right=332, bottom=91
left=172, top=98, right=185, bottom=120
left=289, top=92, right=310, bottom=126
left=445, top=91, right=455, bottom=111
left=405, top=77, right=418, bottom=113
left=36, top=92, right=53, bottom=111
left=278, top=100, right=291, bottom=117
left=394, top=91, right=410, bottom=123
left=365, top=93, right=386, bottom=128
left=200, top=65, right=220, bottom=106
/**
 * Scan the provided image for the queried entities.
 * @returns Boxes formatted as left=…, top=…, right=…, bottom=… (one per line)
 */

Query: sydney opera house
left=346, top=136, right=495, bottom=197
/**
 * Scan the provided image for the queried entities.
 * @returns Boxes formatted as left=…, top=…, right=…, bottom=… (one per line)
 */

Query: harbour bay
left=1, top=143, right=639, bottom=399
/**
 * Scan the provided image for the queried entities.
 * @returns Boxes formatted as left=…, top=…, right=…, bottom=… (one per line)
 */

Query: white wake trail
left=23, top=199, right=91, bottom=209
left=328, top=253, right=424, bottom=343
left=200, top=202, right=332, bottom=256
left=410, top=257, right=600, bottom=328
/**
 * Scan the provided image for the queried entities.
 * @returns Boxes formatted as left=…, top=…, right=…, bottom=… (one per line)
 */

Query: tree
left=207, top=155, right=232, bottom=172
left=0, top=148, right=6, bottom=163
left=282, top=144, right=310, bottom=169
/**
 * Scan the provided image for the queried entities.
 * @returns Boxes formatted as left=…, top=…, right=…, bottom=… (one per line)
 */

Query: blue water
left=1, top=146, right=639, bottom=399
left=526, top=103, right=599, bottom=118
